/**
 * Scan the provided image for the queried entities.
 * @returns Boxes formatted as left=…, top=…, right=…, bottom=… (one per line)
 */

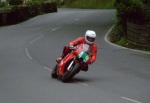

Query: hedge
left=0, top=2, right=57, bottom=26
left=114, top=0, right=150, bottom=48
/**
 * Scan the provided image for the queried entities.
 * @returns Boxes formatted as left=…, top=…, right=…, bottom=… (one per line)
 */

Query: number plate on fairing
left=78, top=51, right=89, bottom=63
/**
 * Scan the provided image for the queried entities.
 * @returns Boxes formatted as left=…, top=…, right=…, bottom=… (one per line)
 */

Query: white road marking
left=74, top=18, right=79, bottom=21
left=104, top=25, right=150, bottom=55
left=78, top=83, right=89, bottom=87
left=51, top=27, right=60, bottom=31
left=104, top=25, right=118, bottom=48
left=30, top=35, right=44, bottom=44
left=25, top=48, right=32, bottom=60
left=121, top=97, right=143, bottom=103
left=43, top=66, right=52, bottom=72
left=29, top=27, right=60, bottom=44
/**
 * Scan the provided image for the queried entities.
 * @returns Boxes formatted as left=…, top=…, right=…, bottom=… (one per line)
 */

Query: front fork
left=67, top=59, right=74, bottom=71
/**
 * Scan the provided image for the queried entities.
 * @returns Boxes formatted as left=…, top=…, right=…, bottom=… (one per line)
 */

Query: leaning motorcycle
left=51, top=44, right=90, bottom=82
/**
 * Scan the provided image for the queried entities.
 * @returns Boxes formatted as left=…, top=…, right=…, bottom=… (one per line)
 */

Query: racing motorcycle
left=51, top=44, right=90, bottom=82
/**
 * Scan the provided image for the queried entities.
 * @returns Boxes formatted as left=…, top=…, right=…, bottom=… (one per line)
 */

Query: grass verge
left=109, top=25, right=150, bottom=52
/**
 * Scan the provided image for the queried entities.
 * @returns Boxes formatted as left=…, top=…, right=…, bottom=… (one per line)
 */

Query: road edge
left=104, top=25, right=150, bottom=55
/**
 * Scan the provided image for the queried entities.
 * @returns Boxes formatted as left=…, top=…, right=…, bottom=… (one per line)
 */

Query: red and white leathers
left=58, top=37, right=97, bottom=76
left=69, top=37, right=97, bottom=64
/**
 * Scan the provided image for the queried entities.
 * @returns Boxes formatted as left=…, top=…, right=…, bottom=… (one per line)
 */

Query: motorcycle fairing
left=58, top=52, right=76, bottom=76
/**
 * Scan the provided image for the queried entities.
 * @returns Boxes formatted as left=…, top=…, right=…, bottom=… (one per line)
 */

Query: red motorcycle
left=51, top=44, right=90, bottom=82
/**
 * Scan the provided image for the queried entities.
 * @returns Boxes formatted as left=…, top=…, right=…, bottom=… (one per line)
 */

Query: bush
left=115, top=0, right=144, bottom=21
left=0, top=2, right=12, bottom=13
left=0, top=1, right=9, bottom=8
left=26, top=0, right=44, bottom=17
left=110, top=24, right=122, bottom=42
left=0, top=0, right=57, bottom=26
left=62, top=0, right=115, bottom=9
left=26, top=0, right=43, bottom=6
left=115, top=0, right=146, bottom=37
left=26, top=0, right=57, bottom=16
left=42, top=2, right=57, bottom=13
left=7, top=0, right=23, bottom=5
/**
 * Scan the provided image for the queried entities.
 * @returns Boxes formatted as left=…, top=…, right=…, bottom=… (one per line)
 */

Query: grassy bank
left=109, top=25, right=150, bottom=52
left=62, top=0, right=115, bottom=9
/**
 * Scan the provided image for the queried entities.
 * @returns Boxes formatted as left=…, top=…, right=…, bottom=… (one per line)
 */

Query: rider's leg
left=81, top=63, right=88, bottom=72
left=57, top=46, right=71, bottom=63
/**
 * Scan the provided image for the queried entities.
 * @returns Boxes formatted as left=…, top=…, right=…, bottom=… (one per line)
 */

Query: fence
left=127, top=22, right=150, bottom=47
left=126, top=8, right=150, bottom=47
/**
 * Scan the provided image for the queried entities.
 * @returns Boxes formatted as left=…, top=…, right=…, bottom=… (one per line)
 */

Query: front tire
left=51, top=65, right=58, bottom=78
left=61, top=63, right=80, bottom=82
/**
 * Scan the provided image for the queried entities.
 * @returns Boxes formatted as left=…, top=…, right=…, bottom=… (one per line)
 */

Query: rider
left=52, top=30, right=97, bottom=77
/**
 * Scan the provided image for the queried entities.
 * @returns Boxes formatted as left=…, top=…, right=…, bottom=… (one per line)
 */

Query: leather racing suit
left=59, top=37, right=97, bottom=74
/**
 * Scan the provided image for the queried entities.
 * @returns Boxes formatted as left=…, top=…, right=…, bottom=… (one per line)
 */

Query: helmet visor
left=87, top=36, right=95, bottom=42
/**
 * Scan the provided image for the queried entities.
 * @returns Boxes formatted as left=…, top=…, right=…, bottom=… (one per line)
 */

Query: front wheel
left=61, top=63, right=80, bottom=82
left=51, top=65, right=58, bottom=78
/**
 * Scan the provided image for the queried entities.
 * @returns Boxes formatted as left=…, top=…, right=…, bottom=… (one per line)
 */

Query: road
left=0, top=9, right=150, bottom=103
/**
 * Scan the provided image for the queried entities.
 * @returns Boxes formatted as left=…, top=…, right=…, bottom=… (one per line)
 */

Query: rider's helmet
left=85, top=30, right=96, bottom=44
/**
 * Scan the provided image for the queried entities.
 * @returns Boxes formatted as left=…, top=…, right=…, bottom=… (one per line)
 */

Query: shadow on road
left=67, top=77, right=93, bottom=83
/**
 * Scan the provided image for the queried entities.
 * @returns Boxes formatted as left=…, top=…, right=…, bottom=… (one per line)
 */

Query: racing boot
left=81, top=64, right=88, bottom=72
left=56, top=57, right=62, bottom=63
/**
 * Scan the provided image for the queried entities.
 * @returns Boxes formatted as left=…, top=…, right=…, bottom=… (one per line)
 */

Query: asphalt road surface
left=0, top=9, right=150, bottom=103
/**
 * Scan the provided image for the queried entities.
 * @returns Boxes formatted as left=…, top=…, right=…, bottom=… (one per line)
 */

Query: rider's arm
left=69, top=37, right=84, bottom=46
left=87, top=44, right=97, bottom=64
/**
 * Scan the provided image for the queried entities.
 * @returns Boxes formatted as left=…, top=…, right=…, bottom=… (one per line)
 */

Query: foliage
left=114, top=0, right=146, bottom=38
left=110, top=25, right=150, bottom=51
left=110, top=0, right=150, bottom=51
left=0, top=1, right=57, bottom=26
left=26, top=0, right=53, bottom=5
left=110, top=24, right=122, bottom=42
left=26, top=0, right=44, bottom=6
left=7, top=0, right=23, bottom=5
left=0, top=1, right=9, bottom=7
left=116, top=37, right=128, bottom=46
left=62, top=0, right=115, bottom=9
left=44, top=0, right=54, bottom=3
left=0, top=1, right=13, bottom=12
left=114, top=36, right=150, bottom=51
left=115, top=0, right=144, bottom=21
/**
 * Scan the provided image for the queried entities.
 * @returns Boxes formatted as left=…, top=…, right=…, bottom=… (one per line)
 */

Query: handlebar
left=69, top=46, right=76, bottom=50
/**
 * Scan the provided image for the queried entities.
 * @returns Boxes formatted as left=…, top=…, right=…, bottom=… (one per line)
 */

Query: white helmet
left=85, top=30, right=96, bottom=44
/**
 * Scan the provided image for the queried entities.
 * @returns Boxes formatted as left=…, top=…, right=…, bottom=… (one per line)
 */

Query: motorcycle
left=51, top=44, right=90, bottom=82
